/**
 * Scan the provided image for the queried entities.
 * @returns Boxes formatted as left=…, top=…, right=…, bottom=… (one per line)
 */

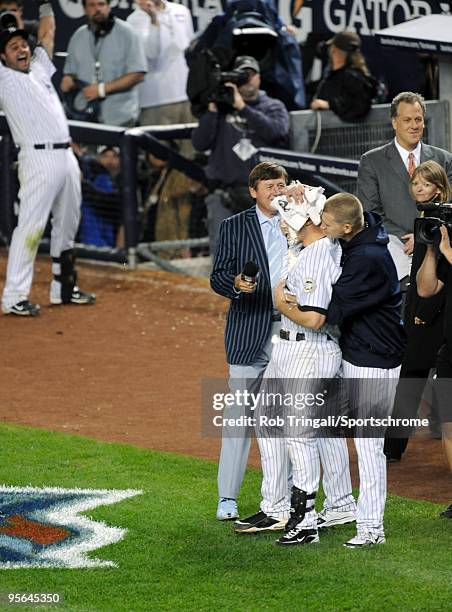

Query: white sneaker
left=344, top=532, right=385, bottom=548
left=216, top=498, right=239, bottom=521
left=317, top=509, right=356, bottom=529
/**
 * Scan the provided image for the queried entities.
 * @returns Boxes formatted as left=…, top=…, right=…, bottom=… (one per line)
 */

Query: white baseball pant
left=2, top=148, right=81, bottom=309
left=257, top=334, right=356, bottom=525
left=342, top=360, right=401, bottom=537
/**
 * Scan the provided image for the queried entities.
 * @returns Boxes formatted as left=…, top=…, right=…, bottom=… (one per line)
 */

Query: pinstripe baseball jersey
left=283, top=237, right=341, bottom=338
left=0, top=47, right=70, bottom=146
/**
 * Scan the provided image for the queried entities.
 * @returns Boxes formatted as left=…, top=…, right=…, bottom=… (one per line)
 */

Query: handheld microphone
left=241, top=261, right=259, bottom=283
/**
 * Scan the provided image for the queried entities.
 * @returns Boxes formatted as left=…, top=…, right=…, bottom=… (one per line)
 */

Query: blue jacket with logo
left=326, top=212, right=406, bottom=368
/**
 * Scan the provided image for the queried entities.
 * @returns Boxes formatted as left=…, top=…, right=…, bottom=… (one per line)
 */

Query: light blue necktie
left=266, top=217, right=283, bottom=295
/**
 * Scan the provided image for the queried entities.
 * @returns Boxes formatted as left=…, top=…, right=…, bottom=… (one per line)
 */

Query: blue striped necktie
left=267, top=217, right=283, bottom=294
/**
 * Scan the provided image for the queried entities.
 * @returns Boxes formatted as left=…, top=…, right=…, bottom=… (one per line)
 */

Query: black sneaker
left=2, top=300, right=41, bottom=316
left=276, top=525, right=319, bottom=546
left=233, top=511, right=286, bottom=533
left=440, top=504, right=452, bottom=518
left=50, top=286, right=96, bottom=305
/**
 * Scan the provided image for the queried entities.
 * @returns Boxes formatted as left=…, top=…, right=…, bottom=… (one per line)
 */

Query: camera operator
left=417, top=218, right=452, bottom=519
left=191, top=55, right=289, bottom=255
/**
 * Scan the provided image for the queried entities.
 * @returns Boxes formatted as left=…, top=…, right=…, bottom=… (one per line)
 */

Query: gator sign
left=0, top=486, right=142, bottom=568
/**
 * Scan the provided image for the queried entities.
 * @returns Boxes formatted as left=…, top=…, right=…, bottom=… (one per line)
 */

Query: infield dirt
left=0, top=254, right=449, bottom=504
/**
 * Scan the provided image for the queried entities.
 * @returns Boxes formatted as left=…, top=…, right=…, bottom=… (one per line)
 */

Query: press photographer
left=191, top=55, right=289, bottom=254
left=417, top=211, right=452, bottom=520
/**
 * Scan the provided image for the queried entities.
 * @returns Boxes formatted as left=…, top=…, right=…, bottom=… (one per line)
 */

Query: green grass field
left=0, top=423, right=450, bottom=612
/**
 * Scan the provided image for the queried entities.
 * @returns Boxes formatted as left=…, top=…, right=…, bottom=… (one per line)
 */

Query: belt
left=33, top=142, right=70, bottom=150
left=272, top=313, right=281, bottom=322
left=279, top=329, right=333, bottom=342
left=280, top=329, right=305, bottom=341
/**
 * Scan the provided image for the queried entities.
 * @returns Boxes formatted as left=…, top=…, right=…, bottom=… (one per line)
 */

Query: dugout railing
left=3, top=101, right=447, bottom=270
left=0, top=113, right=352, bottom=269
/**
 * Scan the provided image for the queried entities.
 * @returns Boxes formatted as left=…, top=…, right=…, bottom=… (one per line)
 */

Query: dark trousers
left=384, top=366, right=431, bottom=460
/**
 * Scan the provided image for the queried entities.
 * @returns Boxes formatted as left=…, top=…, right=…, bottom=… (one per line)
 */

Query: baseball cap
left=327, top=31, right=361, bottom=53
left=233, top=55, right=260, bottom=74
left=0, top=25, right=29, bottom=54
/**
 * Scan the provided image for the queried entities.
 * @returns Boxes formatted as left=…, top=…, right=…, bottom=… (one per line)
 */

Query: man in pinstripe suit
left=211, top=161, right=290, bottom=521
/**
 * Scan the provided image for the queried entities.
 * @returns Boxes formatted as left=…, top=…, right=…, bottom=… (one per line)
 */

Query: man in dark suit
left=357, top=91, right=452, bottom=462
left=211, top=161, right=289, bottom=521
left=357, top=91, right=452, bottom=254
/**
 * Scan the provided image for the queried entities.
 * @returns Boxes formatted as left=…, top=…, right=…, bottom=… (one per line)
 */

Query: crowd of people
left=0, top=0, right=451, bottom=536
left=0, top=0, right=387, bottom=261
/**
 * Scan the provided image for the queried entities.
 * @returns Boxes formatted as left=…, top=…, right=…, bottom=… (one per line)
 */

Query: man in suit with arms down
left=357, top=91, right=452, bottom=462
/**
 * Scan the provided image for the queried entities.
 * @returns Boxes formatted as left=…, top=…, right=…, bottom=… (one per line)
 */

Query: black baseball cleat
left=2, top=300, right=41, bottom=316
left=440, top=503, right=452, bottom=518
left=276, top=525, right=319, bottom=546
left=233, top=511, right=286, bottom=533
left=50, top=286, right=96, bottom=306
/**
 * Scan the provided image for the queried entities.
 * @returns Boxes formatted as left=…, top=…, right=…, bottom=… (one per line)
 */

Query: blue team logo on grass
left=0, top=486, right=142, bottom=569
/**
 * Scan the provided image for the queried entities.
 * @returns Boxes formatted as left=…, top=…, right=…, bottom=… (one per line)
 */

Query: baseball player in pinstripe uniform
left=233, top=198, right=356, bottom=542
left=0, top=2, right=95, bottom=316
left=320, top=193, right=406, bottom=547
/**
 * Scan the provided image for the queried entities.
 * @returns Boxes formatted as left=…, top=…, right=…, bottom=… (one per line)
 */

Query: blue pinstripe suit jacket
left=210, top=206, right=273, bottom=366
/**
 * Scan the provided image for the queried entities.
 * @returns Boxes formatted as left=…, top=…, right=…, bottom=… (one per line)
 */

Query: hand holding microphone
left=234, top=261, right=259, bottom=293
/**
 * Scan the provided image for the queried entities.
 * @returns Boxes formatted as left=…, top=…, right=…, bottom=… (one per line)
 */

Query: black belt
left=272, top=313, right=281, bottom=322
left=280, top=330, right=305, bottom=341
left=34, top=142, right=70, bottom=150
left=280, top=329, right=333, bottom=342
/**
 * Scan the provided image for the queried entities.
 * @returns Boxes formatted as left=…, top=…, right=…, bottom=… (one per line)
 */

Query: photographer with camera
left=417, top=208, right=452, bottom=519
left=61, top=0, right=146, bottom=126
left=191, top=55, right=289, bottom=255
left=384, top=162, right=451, bottom=461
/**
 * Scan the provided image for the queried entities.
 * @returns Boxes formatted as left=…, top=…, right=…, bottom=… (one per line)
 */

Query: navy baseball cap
left=0, top=27, right=29, bottom=54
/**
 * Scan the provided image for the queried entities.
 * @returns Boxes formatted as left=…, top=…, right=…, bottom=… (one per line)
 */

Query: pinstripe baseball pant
left=257, top=334, right=356, bottom=524
left=343, top=360, right=401, bottom=536
left=2, top=149, right=81, bottom=309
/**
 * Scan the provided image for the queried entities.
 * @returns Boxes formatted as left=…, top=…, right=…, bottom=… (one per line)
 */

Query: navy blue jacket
left=327, top=212, right=406, bottom=368
left=192, top=92, right=289, bottom=186
left=210, top=206, right=273, bottom=365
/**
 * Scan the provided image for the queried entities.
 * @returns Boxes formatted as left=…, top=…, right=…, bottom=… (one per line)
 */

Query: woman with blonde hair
left=409, top=159, right=451, bottom=204
left=385, top=159, right=451, bottom=481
